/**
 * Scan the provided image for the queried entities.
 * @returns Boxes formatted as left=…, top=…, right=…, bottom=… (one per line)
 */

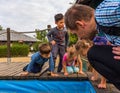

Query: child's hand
left=64, top=72, right=69, bottom=76
left=20, top=71, right=29, bottom=76
left=51, top=40, right=56, bottom=45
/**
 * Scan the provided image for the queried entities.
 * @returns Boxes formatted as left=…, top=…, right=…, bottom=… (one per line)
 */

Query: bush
left=0, top=45, right=7, bottom=57
left=11, top=43, right=29, bottom=57
left=0, top=43, right=29, bottom=57
left=69, top=32, right=78, bottom=46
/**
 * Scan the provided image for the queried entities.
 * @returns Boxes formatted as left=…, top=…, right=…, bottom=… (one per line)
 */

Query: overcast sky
left=0, top=0, right=74, bottom=34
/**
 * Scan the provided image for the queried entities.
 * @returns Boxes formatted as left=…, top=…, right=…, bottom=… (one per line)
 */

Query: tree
left=69, top=32, right=78, bottom=46
left=35, top=29, right=48, bottom=42
left=0, top=25, right=3, bottom=30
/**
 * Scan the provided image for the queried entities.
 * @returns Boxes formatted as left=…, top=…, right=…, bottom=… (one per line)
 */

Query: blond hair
left=75, top=39, right=93, bottom=56
left=67, top=45, right=76, bottom=59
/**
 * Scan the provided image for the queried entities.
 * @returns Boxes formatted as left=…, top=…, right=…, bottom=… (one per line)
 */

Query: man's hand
left=51, top=40, right=56, bottom=45
left=20, top=71, right=29, bottom=76
left=112, top=46, right=120, bottom=60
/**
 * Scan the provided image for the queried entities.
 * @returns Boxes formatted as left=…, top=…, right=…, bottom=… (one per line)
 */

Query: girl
left=62, top=45, right=84, bottom=76
left=75, top=38, right=110, bottom=89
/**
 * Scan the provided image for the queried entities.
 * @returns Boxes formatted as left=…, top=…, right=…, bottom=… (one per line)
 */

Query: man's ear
left=76, top=21, right=85, bottom=28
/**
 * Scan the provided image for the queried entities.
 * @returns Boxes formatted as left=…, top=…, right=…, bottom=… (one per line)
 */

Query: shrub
left=0, top=43, right=29, bottom=57
left=0, top=45, right=7, bottom=57
left=11, top=43, right=29, bottom=57
left=69, top=32, right=78, bottom=46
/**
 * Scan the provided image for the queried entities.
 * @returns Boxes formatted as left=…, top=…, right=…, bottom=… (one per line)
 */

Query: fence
left=0, top=25, right=51, bottom=63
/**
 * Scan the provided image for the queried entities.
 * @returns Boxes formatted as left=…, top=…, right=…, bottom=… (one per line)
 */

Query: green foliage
left=69, top=32, right=78, bottom=46
left=35, top=29, right=48, bottom=42
left=0, top=45, right=7, bottom=57
left=32, top=41, right=42, bottom=52
left=0, top=25, right=3, bottom=30
left=0, top=43, right=29, bottom=57
left=11, top=43, right=29, bottom=57
left=33, top=29, right=49, bottom=52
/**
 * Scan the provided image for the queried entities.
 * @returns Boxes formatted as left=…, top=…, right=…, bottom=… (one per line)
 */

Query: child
left=20, top=43, right=58, bottom=76
left=75, top=39, right=93, bottom=57
left=62, top=45, right=84, bottom=76
left=75, top=37, right=109, bottom=89
left=47, top=13, right=69, bottom=72
left=91, top=36, right=111, bottom=89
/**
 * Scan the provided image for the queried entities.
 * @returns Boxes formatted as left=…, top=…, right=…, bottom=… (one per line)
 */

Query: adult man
left=64, top=0, right=120, bottom=90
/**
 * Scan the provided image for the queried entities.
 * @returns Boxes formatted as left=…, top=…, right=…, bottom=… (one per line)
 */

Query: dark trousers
left=87, top=45, right=120, bottom=90
left=52, top=44, right=65, bottom=72
left=23, top=63, right=44, bottom=73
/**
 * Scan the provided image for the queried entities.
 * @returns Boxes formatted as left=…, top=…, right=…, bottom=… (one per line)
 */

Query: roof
left=0, top=30, right=38, bottom=42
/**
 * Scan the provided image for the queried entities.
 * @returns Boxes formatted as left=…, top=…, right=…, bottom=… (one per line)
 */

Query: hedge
left=0, top=43, right=29, bottom=57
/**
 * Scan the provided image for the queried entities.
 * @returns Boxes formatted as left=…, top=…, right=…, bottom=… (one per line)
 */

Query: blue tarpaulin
left=0, top=80, right=96, bottom=93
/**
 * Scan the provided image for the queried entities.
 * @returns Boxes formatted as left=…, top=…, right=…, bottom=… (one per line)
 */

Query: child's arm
left=47, top=30, right=56, bottom=45
left=62, top=61, right=68, bottom=76
left=77, top=55, right=84, bottom=74
left=65, top=31, right=69, bottom=48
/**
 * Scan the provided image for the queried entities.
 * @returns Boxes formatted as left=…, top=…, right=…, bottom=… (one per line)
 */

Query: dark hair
left=39, top=43, right=51, bottom=54
left=54, top=13, right=64, bottom=22
left=64, top=4, right=94, bottom=30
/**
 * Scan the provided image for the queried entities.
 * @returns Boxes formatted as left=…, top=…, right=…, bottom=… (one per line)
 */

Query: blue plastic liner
left=0, top=80, right=96, bottom=93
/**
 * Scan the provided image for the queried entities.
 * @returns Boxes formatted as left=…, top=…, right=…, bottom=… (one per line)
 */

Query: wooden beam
left=7, top=28, right=11, bottom=63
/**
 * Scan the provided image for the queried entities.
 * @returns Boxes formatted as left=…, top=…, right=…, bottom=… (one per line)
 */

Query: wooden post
left=7, top=28, right=11, bottom=63
left=47, top=25, right=51, bottom=31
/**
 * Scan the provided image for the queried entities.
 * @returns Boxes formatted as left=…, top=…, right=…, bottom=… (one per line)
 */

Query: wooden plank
left=0, top=62, right=119, bottom=93
left=86, top=72, right=120, bottom=93
left=0, top=62, right=28, bottom=76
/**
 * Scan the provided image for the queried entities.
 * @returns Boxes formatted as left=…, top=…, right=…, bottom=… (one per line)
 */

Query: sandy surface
left=0, top=55, right=59, bottom=65
left=0, top=57, right=30, bottom=62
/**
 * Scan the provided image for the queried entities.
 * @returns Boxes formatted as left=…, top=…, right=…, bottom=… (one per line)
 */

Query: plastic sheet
left=0, top=80, right=96, bottom=93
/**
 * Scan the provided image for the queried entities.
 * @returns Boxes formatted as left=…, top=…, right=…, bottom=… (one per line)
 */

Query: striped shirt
left=95, top=0, right=120, bottom=45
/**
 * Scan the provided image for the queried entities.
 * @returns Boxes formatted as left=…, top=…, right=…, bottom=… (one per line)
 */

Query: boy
left=20, top=43, right=58, bottom=76
left=47, top=13, right=69, bottom=72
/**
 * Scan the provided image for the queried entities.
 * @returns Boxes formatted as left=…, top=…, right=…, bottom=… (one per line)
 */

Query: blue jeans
left=52, top=44, right=65, bottom=72
left=66, top=66, right=79, bottom=73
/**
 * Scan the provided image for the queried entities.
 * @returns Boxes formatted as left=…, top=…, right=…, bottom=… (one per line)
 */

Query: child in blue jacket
left=20, top=43, right=58, bottom=76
